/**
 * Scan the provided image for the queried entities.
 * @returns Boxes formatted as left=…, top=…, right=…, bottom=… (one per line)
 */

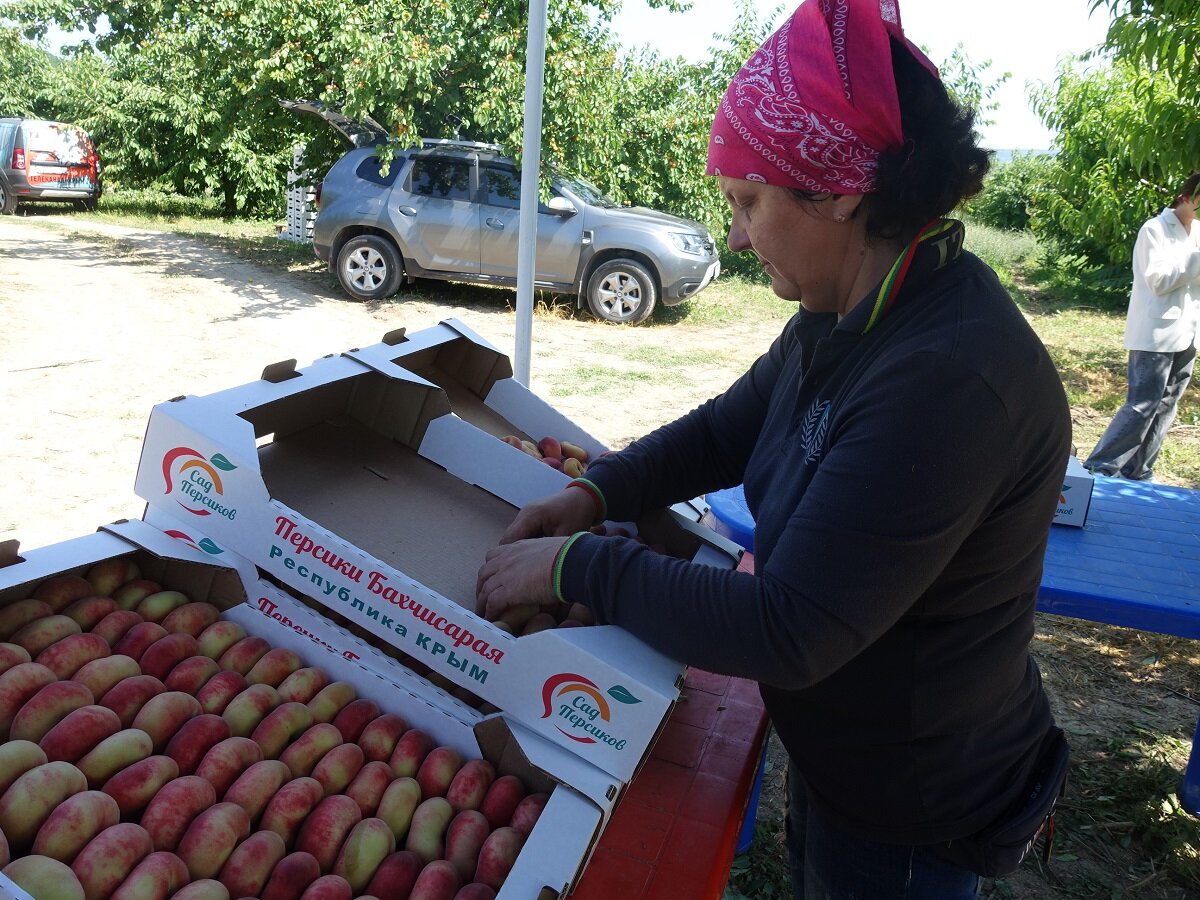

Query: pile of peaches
left=0, top=558, right=544, bottom=900
left=497, top=435, right=589, bottom=478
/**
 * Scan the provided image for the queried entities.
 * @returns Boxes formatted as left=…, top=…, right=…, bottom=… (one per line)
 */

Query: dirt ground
left=2, top=214, right=1198, bottom=899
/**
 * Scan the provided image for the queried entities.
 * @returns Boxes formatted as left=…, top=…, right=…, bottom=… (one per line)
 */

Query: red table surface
left=572, top=550, right=769, bottom=900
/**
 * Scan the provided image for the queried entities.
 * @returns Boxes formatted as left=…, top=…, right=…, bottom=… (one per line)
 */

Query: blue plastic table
left=705, top=476, right=1200, bottom=815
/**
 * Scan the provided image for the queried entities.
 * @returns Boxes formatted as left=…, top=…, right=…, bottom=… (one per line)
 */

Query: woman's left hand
left=475, top=536, right=568, bottom=620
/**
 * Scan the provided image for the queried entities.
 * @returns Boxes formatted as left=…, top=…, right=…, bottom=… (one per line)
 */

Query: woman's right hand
left=499, top=486, right=597, bottom=544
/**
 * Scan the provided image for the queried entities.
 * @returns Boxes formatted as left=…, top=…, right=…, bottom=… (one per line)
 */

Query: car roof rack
left=419, top=138, right=504, bottom=154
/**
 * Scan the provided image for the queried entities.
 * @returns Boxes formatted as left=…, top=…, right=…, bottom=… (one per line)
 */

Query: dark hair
left=1171, top=172, right=1200, bottom=206
left=860, top=36, right=991, bottom=241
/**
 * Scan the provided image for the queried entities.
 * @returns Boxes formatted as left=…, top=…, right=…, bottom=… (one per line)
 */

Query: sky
left=609, top=0, right=1113, bottom=151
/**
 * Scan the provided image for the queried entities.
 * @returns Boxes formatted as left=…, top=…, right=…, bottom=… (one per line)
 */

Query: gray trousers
left=1084, top=346, right=1196, bottom=480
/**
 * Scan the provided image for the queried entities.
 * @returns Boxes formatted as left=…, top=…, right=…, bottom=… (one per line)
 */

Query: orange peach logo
left=162, top=447, right=239, bottom=520
left=541, top=673, right=639, bottom=749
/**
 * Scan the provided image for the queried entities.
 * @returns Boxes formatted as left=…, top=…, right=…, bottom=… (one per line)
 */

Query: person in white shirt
left=1085, top=173, right=1200, bottom=481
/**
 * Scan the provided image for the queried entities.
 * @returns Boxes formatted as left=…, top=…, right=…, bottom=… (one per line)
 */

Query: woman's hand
left=498, top=487, right=596, bottom=544
left=475, top=536, right=568, bottom=620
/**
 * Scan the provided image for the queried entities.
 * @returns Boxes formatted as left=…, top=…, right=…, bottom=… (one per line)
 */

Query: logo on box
left=542, top=673, right=641, bottom=751
left=162, top=529, right=225, bottom=556
left=162, top=447, right=240, bottom=521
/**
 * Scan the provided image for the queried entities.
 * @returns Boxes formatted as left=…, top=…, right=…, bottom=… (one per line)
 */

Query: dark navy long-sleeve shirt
left=559, top=227, right=1071, bottom=844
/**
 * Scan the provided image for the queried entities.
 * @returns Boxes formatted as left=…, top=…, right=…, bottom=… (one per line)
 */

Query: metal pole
left=514, top=0, right=549, bottom=386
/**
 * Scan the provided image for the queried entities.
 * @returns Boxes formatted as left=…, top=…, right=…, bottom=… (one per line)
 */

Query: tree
left=0, top=26, right=56, bottom=117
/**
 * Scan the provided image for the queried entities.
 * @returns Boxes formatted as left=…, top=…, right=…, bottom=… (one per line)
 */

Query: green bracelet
left=551, top=532, right=586, bottom=602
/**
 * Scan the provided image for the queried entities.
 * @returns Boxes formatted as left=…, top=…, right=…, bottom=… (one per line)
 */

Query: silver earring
left=835, top=214, right=847, bottom=223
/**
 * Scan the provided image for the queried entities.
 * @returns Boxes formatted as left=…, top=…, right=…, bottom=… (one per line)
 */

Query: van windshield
left=25, top=123, right=92, bottom=164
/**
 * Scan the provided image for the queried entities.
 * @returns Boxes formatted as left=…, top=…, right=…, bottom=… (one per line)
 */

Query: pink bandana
left=706, top=0, right=939, bottom=194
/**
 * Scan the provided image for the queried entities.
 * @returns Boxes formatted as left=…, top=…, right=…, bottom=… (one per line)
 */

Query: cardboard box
left=0, top=518, right=616, bottom=898
left=134, top=323, right=741, bottom=782
left=1054, top=455, right=1095, bottom=527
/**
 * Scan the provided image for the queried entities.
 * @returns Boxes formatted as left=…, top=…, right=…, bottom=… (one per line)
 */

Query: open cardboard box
left=346, top=318, right=710, bottom=522
left=0, top=518, right=617, bottom=899
left=134, top=324, right=741, bottom=782
left=1054, top=455, right=1095, bottom=527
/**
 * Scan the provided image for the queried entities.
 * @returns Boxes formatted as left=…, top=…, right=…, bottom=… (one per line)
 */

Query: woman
left=476, top=1, right=1071, bottom=896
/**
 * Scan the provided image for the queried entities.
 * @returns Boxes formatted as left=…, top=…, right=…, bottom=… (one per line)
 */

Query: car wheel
left=336, top=235, right=403, bottom=301
left=0, top=182, right=15, bottom=216
left=586, top=259, right=657, bottom=324
left=81, top=197, right=98, bottom=212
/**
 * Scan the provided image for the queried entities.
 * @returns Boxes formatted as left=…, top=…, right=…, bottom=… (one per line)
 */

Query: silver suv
left=286, top=102, right=720, bottom=324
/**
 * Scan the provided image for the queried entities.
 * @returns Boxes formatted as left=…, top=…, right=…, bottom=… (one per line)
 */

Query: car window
left=24, top=123, right=91, bottom=165
left=409, top=158, right=472, bottom=201
left=481, top=166, right=553, bottom=214
left=355, top=156, right=402, bottom=187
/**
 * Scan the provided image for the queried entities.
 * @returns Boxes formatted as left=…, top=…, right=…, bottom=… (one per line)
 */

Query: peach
left=222, top=758, right=292, bottom=824
left=216, top=635, right=271, bottom=675
left=160, top=602, right=222, bottom=638
left=295, top=794, right=362, bottom=873
left=276, top=667, right=331, bottom=704
left=172, top=879, right=231, bottom=900
left=537, top=435, right=562, bottom=459
left=388, top=728, right=435, bottom=779
left=140, top=775, right=217, bottom=852
left=31, top=789, right=120, bottom=864
left=0, top=660, right=58, bottom=739
left=217, top=829, right=286, bottom=898
left=260, top=851, right=322, bottom=900
left=332, top=817, right=395, bottom=893
left=0, top=738, right=48, bottom=795
left=177, top=801, right=251, bottom=881
left=245, top=647, right=303, bottom=687
left=100, top=674, right=167, bottom=728
left=164, top=713, right=232, bottom=776
left=445, top=759, right=496, bottom=814
left=403, top=797, right=453, bottom=864
left=479, top=775, right=526, bottom=831
left=416, top=746, right=464, bottom=800
left=444, top=810, right=490, bottom=883
left=221, top=682, right=280, bottom=737
left=76, top=728, right=155, bottom=789
left=61, top=595, right=118, bottom=632
left=409, top=859, right=461, bottom=900
left=375, top=776, right=422, bottom=842
left=36, top=632, right=110, bottom=680
left=109, top=850, right=190, bottom=900
left=344, top=760, right=395, bottom=817
left=196, top=621, right=248, bottom=660
left=298, top=874, right=352, bottom=900
left=91, top=610, right=145, bottom=646
left=72, top=822, right=154, bottom=900
left=111, top=580, right=163, bottom=612
left=562, top=457, right=585, bottom=478
left=0, top=641, right=31, bottom=675
left=34, top=574, right=96, bottom=612
left=138, top=633, right=200, bottom=682
left=473, top=826, right=525, bottom=891
left=195, top=670, right=248, bottom=715
left=194, top=736, right=264, bottom=798
left=311, top=742, right=365, bottom=797
left=259, top=776, right=325, bottom=849
left=134, top=590, right=189, bottom=624
left=250, top=700, right=314, bottom=759
left=84, top=558, right=142, bottom=598
left=331, top=698, right=380, bottom=743
left=111, top=621, right=170, bottom=662
left=0, top=760, right=88, bottom=849
left=357, top=713, right=407, bottom=763
left=102, top=754, right=180, bottom=818
left=280, top=722, right=343, bottom=778
left=12, top=613, right=81, bottom=657
left=131, top=690, right=202, bottom=751
left=0, top=597, right=54, bottom=640
left=454, top=884, right=498, bottom=900
left=163, top=654, right=222, bottom=694
left=4, top=854, right=86, bottom=900
left=72, top=654, right=141, bottom=700
left=509, top=792, right=549, bottom=836
left=11, top=678, right=95, bottom=742
left=364, top=850, right=422, bottom=899
left=39, top=704, right=122, bottom=764
left=305, top=681, right=357, bottom=724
